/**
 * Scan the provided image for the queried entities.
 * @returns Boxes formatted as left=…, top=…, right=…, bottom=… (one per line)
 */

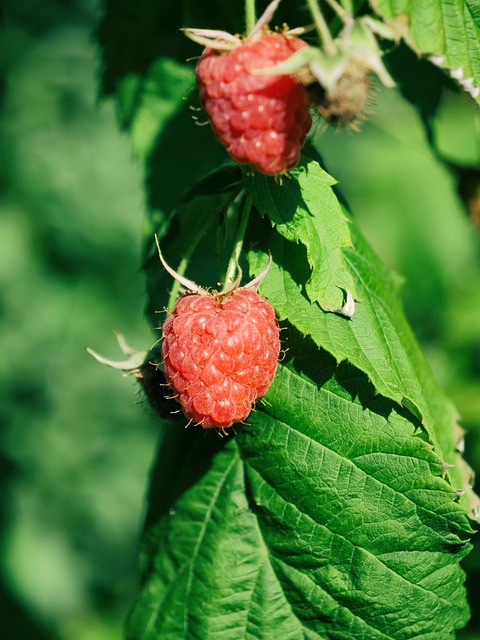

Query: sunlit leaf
left=246, top=204, right=466, bottom=497
left=244, top=149, right=356, bottom=312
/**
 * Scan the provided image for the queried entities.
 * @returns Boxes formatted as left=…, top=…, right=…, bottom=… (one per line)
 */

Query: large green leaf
left=371, top=0, right=480, bottom=104
left=246, top=153, right=466, bottom=492
left=127, top=331, right=471, bottom=640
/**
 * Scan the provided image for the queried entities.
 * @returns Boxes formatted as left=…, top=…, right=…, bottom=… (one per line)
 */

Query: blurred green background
left=0, top=1, right=158, bottom=638
left=0, top=1, right=479, bottom=639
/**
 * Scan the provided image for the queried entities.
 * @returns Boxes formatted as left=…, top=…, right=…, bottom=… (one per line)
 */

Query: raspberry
left=162, top=288, right=280, bottom=429
left=196, top=33, right=312, bottom=175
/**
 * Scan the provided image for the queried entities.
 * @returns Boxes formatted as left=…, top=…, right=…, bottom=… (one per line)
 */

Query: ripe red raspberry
left=196, top=33, right=312, bottom=175
left=162, top=288, right=280, bottom=429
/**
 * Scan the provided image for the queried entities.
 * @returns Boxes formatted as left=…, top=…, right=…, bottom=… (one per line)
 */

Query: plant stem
left=245, top=0, right=256, bottom=33
left=167, top=256, right=189, bottom=310
left=325, top=0, right=349, bottom=20
left=224, top=195, right=253, bottom=287
left=306, top=0, right=336, bottom=56
left=166, top=214, right=213, bottom=309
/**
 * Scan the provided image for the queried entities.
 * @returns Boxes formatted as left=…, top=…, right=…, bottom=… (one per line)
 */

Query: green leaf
left=119, top=58, right=194, bottom=160
left=127, top=333, right=471, bottom=639
left=370, top=0, right=480, bottom=104
left=244, top=150, right=356, bottom=312
left=246, top=206, right=466, bottom=496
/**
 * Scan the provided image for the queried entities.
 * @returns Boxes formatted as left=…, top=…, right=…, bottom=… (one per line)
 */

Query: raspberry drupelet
left=196, top=32, right=312, bottom=175
left=162, top=287, right=280, bottom=429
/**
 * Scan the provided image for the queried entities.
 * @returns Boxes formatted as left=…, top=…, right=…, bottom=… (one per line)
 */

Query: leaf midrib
left=181, top=452, right=240, bottom=637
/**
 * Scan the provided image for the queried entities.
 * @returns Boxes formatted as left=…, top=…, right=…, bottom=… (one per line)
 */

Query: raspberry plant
left=96, top=0, right=480, bottom=637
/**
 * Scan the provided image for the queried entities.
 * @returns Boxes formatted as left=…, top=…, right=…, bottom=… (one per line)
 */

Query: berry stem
left=339, top=0, right=353, bottom=14
left=224, top=194, right=253, bottom=288
left=306, top=0, right=336, bottom=56
left=245, top=0, right=256, bottom=33
left=169, top=257, right=193, bottom=306
left=325, top=0, right=350, bottom=20
left=159, top=213, right=213, bottom=308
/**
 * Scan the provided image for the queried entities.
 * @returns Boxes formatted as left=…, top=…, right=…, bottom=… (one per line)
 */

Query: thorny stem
left=245, top=0, right=256, bottom=33
left=224, top=194, right=253, bottom=287
left=306, top=0, right=336, bottom=56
